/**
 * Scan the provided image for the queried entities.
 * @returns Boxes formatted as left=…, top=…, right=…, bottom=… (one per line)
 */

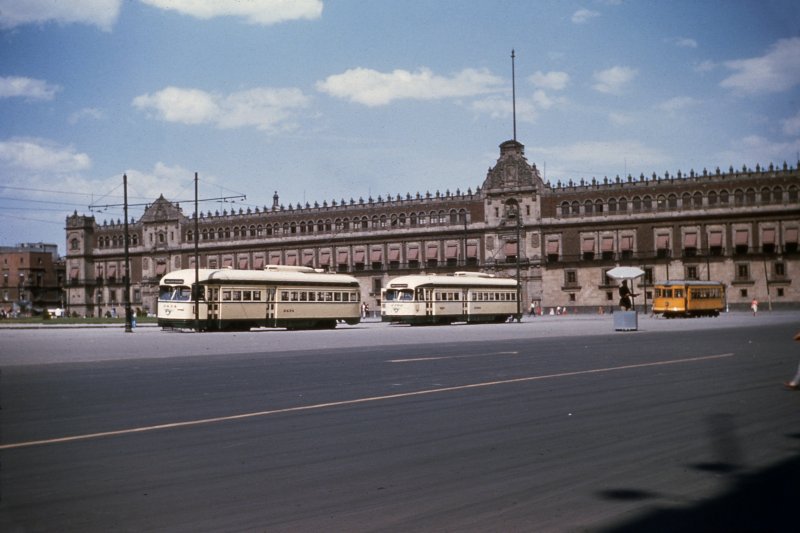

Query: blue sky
left=1, top=0, right=799, bottom=251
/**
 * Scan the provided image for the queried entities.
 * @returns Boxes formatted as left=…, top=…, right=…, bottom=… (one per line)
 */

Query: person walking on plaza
left=529, top=300, right=537, bottom=317
left=751, top=298, right=758, bottom=315
left=784, top=332, right=800, bottom=391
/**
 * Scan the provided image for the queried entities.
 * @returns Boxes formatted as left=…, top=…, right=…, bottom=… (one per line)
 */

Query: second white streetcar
left=381, top=272, right=518, bottom=325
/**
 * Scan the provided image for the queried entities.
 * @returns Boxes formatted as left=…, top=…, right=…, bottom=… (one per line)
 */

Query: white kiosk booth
left=607, top=266, right=645, bottom=332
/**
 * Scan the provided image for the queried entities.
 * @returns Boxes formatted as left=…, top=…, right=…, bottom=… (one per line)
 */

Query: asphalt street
left=1, top=312, right=799, bottom=531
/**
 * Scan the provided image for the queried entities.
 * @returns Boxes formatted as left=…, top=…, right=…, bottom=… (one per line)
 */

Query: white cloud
left=0, top=76, right=61, bottom=100
left=671, top=37, right=698, bottom=48
left=721, top=37, right=800, bottom=94
left=132, top=86, right=310, bottom=131
left=782, top=111, right=800, bottom=136
left=469, top=89, right=564, bottom=124
left=139, top=0, right=323, bottom=25
left=693, top=60, right=716, bottom=73
left=716, top=135, right=800, bottom=168
left=531, top=140, right=668, bottom=178
left=0, top=0, right=122, bottom=31
left=120, top=162, right=210, bottom=202
left=592, top=66, right=637, bottom=94
left=217, top=88, right=310, bottom=130
left=529, top=71, right=570, bottom=91
left=657, top=96, right=699, bottom=112
left=68, top=107, right=106, bottom=124
left=572, top=9, right=599, bottom=24
left=316, top=67, right=504, bottom=107
left=470, top=95, right=538, bottom=123
left=133, top=87, right=219, bottom=125
left=608, top=111, right=635, bottom=126
left=0, top=138, right=91, bottom=173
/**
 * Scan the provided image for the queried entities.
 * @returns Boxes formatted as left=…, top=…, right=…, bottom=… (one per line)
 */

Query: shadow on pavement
left=599, top=433, right=800, bottom=533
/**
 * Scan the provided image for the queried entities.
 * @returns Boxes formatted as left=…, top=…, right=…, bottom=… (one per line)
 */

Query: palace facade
left=64, top=139, right=800, bottom=318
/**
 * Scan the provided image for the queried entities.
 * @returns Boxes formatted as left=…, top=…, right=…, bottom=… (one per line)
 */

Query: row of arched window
left=559, top=185, right=798, bottom=217
left=96, top=234, right=139, bottom=248
left=187, top=209, right=469, bottom=242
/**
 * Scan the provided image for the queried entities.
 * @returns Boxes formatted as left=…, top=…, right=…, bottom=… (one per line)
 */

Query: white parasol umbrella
left=606, top=266, right=645, bottom=280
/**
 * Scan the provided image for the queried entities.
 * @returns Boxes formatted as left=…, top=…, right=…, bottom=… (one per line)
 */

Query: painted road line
left=388, top=351, right=519, bottom=362
left=0, top=352, right=734, bottom=451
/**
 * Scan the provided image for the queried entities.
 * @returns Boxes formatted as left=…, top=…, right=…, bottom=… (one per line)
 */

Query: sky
left=1, top=0, right=799, bottom=252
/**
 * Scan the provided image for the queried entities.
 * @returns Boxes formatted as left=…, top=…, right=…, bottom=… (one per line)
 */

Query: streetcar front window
left=159, top=285, right=192, bottom=301
left=384, top=289, right=414, bottom=301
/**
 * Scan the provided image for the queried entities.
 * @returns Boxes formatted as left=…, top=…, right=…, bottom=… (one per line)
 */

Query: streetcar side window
left=232, top=290, right=242, bottom=301
left=243, top=290, right=252, bottom=301
left=252, top=290, right=261, bottom=301
left=222, top=290, right=232, bottom=301
left=281, top=291, right=289, bottom=302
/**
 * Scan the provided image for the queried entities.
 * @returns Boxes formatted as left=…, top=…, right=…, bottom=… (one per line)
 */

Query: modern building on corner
left=64, top=139, right=800, bottom=318
left=0, top=242, right=65, bottom=316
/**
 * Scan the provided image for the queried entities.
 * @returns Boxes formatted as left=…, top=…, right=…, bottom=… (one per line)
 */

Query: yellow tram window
left=674, top=289, right=684, bottom=298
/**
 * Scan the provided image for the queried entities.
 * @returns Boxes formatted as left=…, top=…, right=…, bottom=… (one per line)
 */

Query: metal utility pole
left=516, top=207, right=521, bottom=321
left=90, top=174, right=245, bottom=333
left=194, top=172, right=200, bottom=331
left=123, top=174, right=132, bottom=332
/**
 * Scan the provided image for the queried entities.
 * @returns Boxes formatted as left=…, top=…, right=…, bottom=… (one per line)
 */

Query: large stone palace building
left=64, top=139, right=800, bottom=318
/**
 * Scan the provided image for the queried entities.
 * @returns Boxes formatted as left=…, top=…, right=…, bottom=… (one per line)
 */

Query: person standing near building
left=751, top=298, right=759, bottom=315
left=529, top=300, right=537, bottom=317
left=618, top=280, right=637, bottom=311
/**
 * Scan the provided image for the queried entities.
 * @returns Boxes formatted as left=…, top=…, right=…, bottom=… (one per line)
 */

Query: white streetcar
left=381, top=271, right=518, bottom=325
left=158, top=265, right=361, bottom=331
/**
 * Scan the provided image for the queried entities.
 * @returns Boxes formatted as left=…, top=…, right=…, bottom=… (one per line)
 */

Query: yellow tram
left=651, top=280, right=725, bottom=318
left=158, top=265, right=361, bottom=331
